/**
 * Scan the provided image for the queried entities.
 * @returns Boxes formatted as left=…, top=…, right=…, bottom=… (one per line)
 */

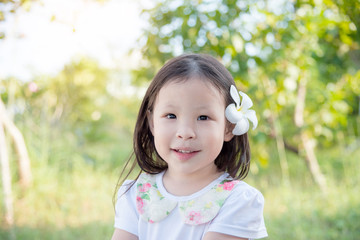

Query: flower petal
left=225, top=103, right=241, bottom=123
left=239, top=91, right=253, bottom=110
left=230, top=85, right=240, bottom=107
left=244, top=109, right=258, bottom=130
left=232, top=118, right=249, bottom=135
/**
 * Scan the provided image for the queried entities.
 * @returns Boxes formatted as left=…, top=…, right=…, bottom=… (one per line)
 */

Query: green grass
left=248, top=144, right=360, bottom=240
left=0, top=164, right=117, bottom=240
left=1, top=144, right=359, bottom=240
left=263, top=182, right=360, bottom=239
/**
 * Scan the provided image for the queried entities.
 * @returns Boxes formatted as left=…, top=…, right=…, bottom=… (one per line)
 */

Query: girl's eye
left=198, top=115, right=209, bottom=121
left=166, top=114, right=176, bottom=119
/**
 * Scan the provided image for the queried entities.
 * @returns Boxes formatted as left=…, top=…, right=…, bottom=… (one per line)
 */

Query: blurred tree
left=132, top=0, right=360, bottom=190
left=0, top=103, right=14, bottom=227
left=0, top=0, right=35, bottom=39
left=0, top=0, right=35, bottom=229
left=0, top=97, right=32, bottom=187
left=22, top=59, right=111, bottom=169
left=8, top=58, right=136, bottom=172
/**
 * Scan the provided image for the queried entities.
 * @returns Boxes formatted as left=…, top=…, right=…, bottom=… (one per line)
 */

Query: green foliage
left=133, top=0, right=360, bottom=168
left=0, top=58, right=137, bottom=174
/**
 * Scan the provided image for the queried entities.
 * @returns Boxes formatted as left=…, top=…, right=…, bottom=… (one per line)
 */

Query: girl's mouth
left=172, top=148, right=200, bottom=161
left=175, top=149, right=194, bottom=154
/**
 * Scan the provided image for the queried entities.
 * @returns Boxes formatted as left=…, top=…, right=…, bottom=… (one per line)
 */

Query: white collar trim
left=136, top=172, right=239, bottom=225
left=155, top=171, right=230, bottom=201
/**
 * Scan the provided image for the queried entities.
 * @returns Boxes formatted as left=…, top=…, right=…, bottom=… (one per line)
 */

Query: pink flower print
left=220, top=180, right=239, bottom=191
left=149, top=219, right=154, bottom=224
left=136, top=196, right=144, bottom=214
left=222, top=181, right=235, bottom=190
left=138, top=183, right=151, bottom=192
left=187, top=211, right=202, bottom=224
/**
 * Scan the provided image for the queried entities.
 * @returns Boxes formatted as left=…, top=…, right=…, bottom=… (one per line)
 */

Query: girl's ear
left=147, top=110, right=154, bottom=134
left=224, top=123, right=234, bottom=142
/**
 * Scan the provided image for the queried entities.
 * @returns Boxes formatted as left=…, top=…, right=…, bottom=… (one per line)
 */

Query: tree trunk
left=272, top=116, right=290, bottom=186
left=262, top=77, right=290, bottom=185
left=295, top=76, right=327, bottom=192
left=300, top=131, right=327, bottom=191
left=0, top=97, right=32, bottom=187
left=0, top=119, right=14, bottom=226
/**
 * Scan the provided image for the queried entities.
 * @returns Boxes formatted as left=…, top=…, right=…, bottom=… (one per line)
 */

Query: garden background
left=0, top=0, right=359, bottom=239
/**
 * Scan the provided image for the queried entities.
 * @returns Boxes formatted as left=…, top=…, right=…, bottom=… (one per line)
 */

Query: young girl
left=112, top=53, right=267, bottom=240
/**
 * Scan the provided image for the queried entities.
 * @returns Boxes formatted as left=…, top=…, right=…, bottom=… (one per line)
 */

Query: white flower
left=225, top=85, right=258, bottom=135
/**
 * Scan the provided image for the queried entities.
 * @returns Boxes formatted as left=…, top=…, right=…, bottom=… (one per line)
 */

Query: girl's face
left=148, top=78, right=233, bottom=178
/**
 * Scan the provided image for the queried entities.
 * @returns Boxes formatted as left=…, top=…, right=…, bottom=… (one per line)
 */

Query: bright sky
left=0, top=0, right=145, bottom=81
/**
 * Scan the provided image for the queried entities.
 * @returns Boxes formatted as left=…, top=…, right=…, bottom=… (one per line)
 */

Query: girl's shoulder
left=208, top=180, right=267, bottom=238
left=229, top=180, right=265, bottom=200
left=224, top=180, right=265, bottom=211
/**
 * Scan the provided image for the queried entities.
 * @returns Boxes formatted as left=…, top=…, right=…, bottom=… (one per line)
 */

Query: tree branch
left=0, top=97, right=32, bottom=187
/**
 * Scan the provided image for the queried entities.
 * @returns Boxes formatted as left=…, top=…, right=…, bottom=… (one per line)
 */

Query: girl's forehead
left=162, top=77, right=219, bottom=93
left=155, top=77, right=225, bottom=105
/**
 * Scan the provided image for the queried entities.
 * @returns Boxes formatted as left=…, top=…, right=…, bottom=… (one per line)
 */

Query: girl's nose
left=176, top=122, right=196, bottom=140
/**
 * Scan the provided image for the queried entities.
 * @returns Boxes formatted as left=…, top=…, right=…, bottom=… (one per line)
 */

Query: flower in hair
left=225, top=85, right=258, bottom=135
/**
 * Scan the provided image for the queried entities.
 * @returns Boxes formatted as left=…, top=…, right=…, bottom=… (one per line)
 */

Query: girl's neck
left=162, top=168, right=224, bottom=196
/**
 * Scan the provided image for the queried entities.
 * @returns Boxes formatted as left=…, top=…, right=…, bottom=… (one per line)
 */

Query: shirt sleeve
left=207, top=182, right=268, bottom=239
left=114, top=180, right=139, bottom=236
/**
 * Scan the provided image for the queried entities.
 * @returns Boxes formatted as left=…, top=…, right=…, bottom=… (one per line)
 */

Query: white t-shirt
left=114, top=171, right=267, bottom=240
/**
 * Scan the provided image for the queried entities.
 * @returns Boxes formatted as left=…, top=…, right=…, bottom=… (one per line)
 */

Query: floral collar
left=136, top=172, right=239, bottom=225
